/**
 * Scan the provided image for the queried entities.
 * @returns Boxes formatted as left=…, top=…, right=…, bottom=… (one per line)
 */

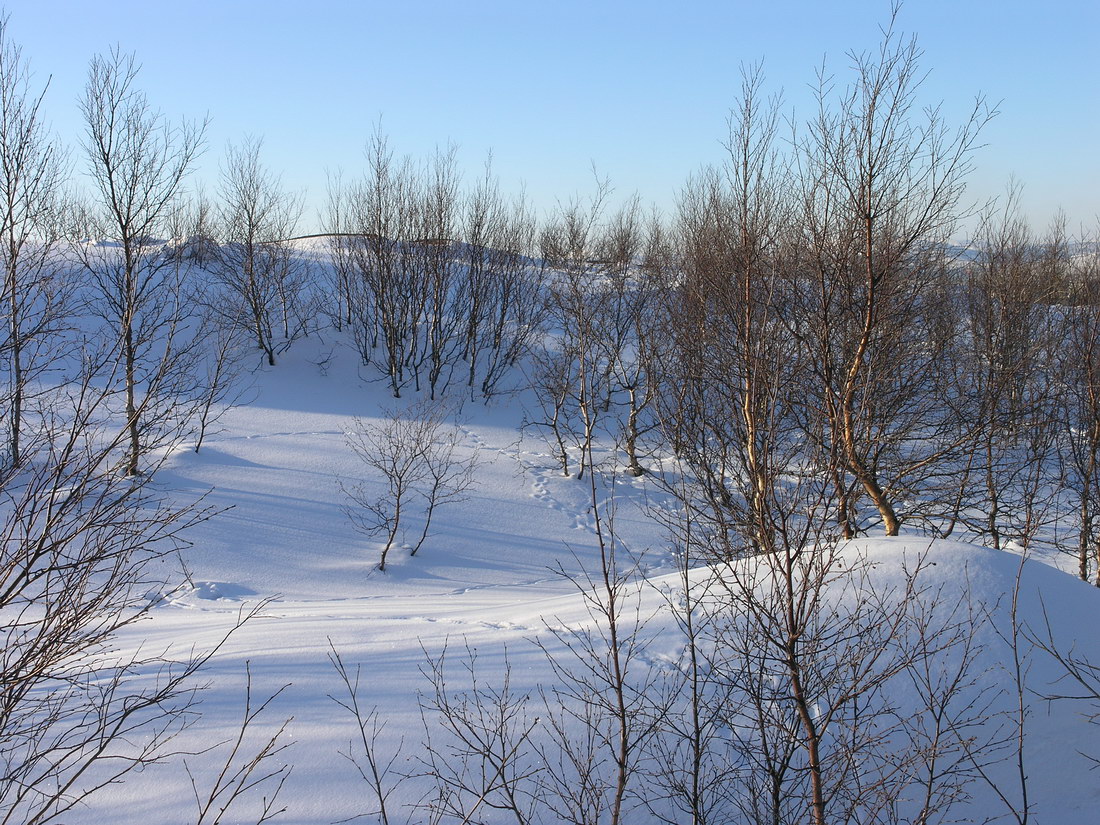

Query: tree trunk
left=124, top=319, right=140, bottom=477
left=7, top=262, right=22, bottom=467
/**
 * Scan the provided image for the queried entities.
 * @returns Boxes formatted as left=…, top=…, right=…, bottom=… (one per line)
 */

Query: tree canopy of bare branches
left=0, top=15, right=69, bottom=471
left=75, top=48, right=206, bottom=476
left=208, top=137, right=309, bottom=367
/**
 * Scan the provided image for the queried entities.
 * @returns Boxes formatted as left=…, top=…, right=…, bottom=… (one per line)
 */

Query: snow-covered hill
left=65, top=337, right=1100, bottom=825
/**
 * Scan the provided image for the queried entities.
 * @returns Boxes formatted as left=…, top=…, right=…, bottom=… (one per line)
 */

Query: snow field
left=68, top=338, right=1100, bottom=824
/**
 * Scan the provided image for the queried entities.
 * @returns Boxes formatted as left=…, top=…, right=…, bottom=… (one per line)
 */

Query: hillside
left=0, top=9, right=1096, bottom=823
left=49, top=335, right=1100, bottom=825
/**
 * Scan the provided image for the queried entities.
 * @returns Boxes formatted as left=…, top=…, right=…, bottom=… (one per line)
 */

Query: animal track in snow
left=203, top=429, right=347, bottom=444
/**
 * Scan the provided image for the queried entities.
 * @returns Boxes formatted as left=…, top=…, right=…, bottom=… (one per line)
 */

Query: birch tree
left=77, top=48, right=205, bottom=476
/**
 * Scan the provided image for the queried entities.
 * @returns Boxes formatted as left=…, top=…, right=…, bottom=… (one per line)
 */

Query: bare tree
left=661, top=383, right=995, bottom=825
left=176, top=184, right=218, bottom=267
left=708, top=538, right=1005, bottom=825
left=642, top=489, right=741, bottom=825
left=210, top=137, right=308, bottom=367
left=0, top=359, right=244, bottom=822
left=571, top=195, right=665, bottom=478
left=658, top=65, right=805, bottom=558
left=411, top=419, right=479, bottom=558
left=656, top=190, right=845, bottom=819
left=342, top=400, right=477, bottom=571
left=328, top=135, right=542, bottom=401
left=76, top=47, right=205, bottom=476
left=643, top=52, right=1007, bottom=825
left=525, top=341, right=580, bottom=477
left=1060, top=235, right=1100, bottom=584
left=415, top=145, right=464, bottom=399
left=0, top=16, right=69, bottom=470
left=328, top=132, right=422, bottom=397
left=191, top=313, right=252, bottom=453
left=795, top=17, right=992, bottom=536
left=959, top=194, right=1064, bottom=552
left=536, top=448, right=661, bottom=825
left=461, top=165, right=544, bottom=400
left=609, top=211, right=667, bottom=478
left=530, top=178, right=615, bottom=481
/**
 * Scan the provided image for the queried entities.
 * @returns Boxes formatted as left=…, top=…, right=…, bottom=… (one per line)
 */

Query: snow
left=59, top=337, right=1100, bottom=824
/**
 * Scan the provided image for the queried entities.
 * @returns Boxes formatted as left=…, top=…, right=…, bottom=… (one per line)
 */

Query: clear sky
left=3, top=0, right=1097, bottom=237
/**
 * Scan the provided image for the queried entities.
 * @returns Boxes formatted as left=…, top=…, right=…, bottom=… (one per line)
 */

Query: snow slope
left=66, top=337, right=1100, bottom=824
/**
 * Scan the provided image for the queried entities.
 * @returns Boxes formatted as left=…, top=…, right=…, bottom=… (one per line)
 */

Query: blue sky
left=4, top=0, right=1097, bottom=236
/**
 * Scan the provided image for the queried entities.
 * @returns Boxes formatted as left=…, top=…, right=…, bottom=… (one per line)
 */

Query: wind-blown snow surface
left=71, top=340, right=1100, bottom=824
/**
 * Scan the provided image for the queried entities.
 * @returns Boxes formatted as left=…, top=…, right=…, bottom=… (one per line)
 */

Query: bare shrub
left=328, top=644, right=407, bottom=825
left=191, top=316, right=253, bottom=453
left=416, top=641, right=542, bottom=825
left=342, top=400, right=478, bottom=571
left=187, top=662, right=293, bottom=825
left=534, top=446, right=661, bottom=825
left=0, top=394, right=246, bottom=824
